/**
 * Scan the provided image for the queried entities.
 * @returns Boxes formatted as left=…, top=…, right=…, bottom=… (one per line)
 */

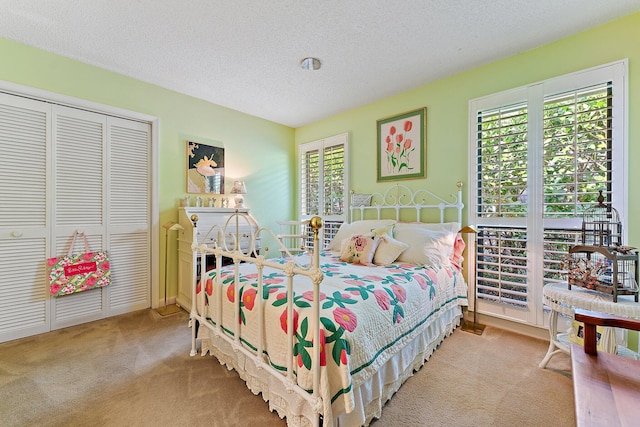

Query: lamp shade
left=459, top=225, right=478, bottom=234
left=230, top=181, right=247, bottom=195
left=230, top=181, right=247, bottom=208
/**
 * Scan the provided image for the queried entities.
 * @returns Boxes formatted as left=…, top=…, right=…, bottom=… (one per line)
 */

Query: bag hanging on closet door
left=47, top=231, right=111, bottom=297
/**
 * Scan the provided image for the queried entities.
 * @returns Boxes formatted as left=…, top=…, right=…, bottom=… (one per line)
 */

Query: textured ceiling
left=1, top=1, right=640, bottom=127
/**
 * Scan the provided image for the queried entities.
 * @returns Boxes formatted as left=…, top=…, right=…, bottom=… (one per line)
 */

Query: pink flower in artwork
left=100, top=261, right=109, bottom=271
left=85, top=276, right=97, bottom=287
left=390, top=284, right=406, bottom=303
left=403, top=120, right=413, bottom=132
left=333, top=307, right=358, bottom=332
left=48, top=258, right=58, bottom=267
left=389, top=126, right=397, bottom=135
left=50, top=284, right=62, bottom=295
left=205, top=278, right=213, bottom=296
left=82, top=252, right=94, bottom=261
left=264, top=277, right=284, bottom=285
left=403, top=138, right=412, bottom=150
left=345, top=279, right=366, bottom=286
left=340, top=348, right=348, bottom=365
left=374, top=289, right=391, bottom=310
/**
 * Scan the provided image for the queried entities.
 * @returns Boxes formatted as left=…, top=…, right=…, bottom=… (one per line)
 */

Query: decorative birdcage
left=563, top=191, right=639, bottom=302
left=565, top=245, right=638, bottom=302
left=581, top=190, right=622, bottom=247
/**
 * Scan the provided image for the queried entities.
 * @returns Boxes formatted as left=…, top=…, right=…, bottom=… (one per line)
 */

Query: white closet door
left=107, top=117, right=151, bottom=315
left=51, top=106, right=107, bottom=329
left=0, top=94, right=51, bottom=342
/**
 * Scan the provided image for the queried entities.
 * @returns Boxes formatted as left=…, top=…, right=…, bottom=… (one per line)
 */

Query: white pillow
left=394, top=225, right=457, bottom=266
left=395, top=222, right=459, bottom=259
left=373, top=234, right=409, bottom=266
left=395, top=221, right=461, bottom=234
left=328, top=219, right=397, bottom=251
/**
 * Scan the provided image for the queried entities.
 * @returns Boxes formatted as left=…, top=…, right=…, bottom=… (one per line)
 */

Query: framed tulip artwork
left=376, top=107, right=427, bottom=181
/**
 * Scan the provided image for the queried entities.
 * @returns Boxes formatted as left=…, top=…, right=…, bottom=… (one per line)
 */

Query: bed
left=188, top=183, right=468, bottom=426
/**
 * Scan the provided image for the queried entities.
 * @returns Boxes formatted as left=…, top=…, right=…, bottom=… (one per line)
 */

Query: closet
left=0, top=90, right=152, bottom=343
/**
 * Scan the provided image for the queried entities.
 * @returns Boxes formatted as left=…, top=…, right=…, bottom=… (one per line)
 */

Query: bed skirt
left=200, top=302, right=463, bottom=426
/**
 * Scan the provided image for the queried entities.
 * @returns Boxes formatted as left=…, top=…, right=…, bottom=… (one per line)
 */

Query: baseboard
left=464, top=312, right=550, bottom=341
left=153, top=296, right=177, bottom=309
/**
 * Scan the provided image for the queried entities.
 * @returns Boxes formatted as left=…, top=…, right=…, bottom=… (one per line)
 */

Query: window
left=469, top=61, right=627, bottom=326
left=299, top=133, right=349, bottom=248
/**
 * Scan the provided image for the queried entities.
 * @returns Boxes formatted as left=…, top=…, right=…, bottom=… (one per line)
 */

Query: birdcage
left=581, top=190, right=622, bottom=247
left=565, top=245, right=638, bottom=302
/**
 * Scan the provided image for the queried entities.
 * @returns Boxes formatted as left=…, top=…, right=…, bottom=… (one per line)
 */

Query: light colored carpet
left=0, top=309, right=574, bottom=426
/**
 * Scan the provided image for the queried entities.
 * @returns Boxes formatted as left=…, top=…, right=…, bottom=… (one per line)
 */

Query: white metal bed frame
left=188, top=183, right=464, bottom=427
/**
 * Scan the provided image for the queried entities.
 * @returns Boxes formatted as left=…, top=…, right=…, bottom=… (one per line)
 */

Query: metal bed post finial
left=310, top=216, right=323, bottom=240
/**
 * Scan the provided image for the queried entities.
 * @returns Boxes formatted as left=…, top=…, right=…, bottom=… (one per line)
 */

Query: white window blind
left=299, top=133, right=349, bottom=247
left=470, top=61, right=626, bottom=325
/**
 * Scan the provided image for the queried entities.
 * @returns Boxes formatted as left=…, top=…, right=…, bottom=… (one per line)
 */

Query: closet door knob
left=11, top=231, right=23, bottom=238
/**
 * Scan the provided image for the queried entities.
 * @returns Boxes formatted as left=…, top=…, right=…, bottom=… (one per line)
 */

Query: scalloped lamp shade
left=230, top=181, right=247, bottom=208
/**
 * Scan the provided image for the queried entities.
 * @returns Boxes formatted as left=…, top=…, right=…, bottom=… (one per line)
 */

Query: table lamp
left=230, top=181, right=247, bottom=208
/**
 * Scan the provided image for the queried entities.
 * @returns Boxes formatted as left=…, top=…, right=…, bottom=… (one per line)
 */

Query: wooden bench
left=571, top=309, right=640, bottom=426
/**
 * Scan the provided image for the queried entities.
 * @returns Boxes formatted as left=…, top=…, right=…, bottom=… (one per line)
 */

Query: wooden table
left=539, top=282, right=640, bottom=369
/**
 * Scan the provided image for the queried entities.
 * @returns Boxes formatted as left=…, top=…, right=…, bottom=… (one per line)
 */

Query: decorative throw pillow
left=339, top=233, right=381, bottom=266
left=450, top=233, right=466, bottom=270
left=328, top=219, right=397, bottom=251
left=373, top=234, right=409, bottom=266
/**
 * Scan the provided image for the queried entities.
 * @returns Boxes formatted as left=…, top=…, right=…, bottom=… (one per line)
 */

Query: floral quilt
left=196, top=251, right=467, bottom=419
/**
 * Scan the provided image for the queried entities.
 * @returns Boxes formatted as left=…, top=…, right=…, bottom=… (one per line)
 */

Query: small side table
left=539, top=282, right=640, bottom=368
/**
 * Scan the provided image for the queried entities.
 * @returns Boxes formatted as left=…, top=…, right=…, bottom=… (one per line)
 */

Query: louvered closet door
left=0, top=94, right=51, bottom=342
left=107, top=117, right=150, bottom=315
left=51, top=106, right=108, bottom=329
left=50, top=108, right=152, bottom=328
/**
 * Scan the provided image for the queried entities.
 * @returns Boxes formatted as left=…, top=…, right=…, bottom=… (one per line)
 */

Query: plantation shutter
left=470, top=61, right=625, bottom=326
left=475, top=102, right=529, bottom=308
left=541, top=82, right=613, bottom=286
left=0, top=94, right=50, bottom=341
left=299, top=133, right=349, bottom=248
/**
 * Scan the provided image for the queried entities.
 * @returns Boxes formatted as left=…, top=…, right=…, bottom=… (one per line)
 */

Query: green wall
left=1, top=10, right=639, bottom=320
left=0, top=37, right=295, bottom=304
left=295, top=11, right=640, bottom=246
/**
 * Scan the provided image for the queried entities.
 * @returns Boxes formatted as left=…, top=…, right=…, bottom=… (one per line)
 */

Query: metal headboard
left=349, top=182, right=464, bottom=224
